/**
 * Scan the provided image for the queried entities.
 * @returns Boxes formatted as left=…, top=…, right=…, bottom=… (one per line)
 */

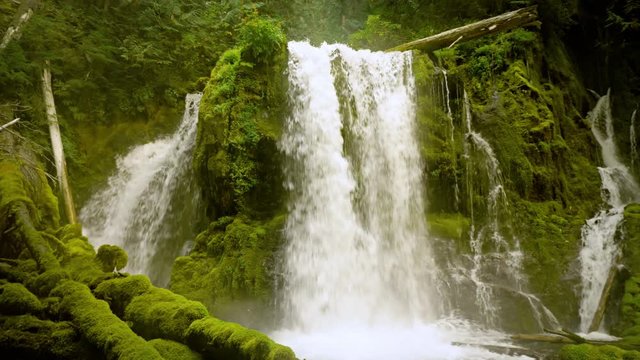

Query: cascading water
left=579, top=91, right=640, bottom=332
left=273, top=41, right=531, bottom=360
left=80, top=94, right=202, bottom=285
left=455, top=91, right=559, bottom=330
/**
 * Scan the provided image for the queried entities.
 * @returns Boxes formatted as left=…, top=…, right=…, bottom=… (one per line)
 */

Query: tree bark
left=387, top=6, right=539, bottom=52
left=42, top=62, right=77, bottom=224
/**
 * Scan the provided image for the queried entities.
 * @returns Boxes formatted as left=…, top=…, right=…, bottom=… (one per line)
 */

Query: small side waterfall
left=80, top=94, right=203, bottom=285
left=460, top=91, right=559, bottom=330
left=441, top=69, right=460, bottom=208
left=579, top=91, right=640, bottom=332
left=274, top=41, right=529, bottom=360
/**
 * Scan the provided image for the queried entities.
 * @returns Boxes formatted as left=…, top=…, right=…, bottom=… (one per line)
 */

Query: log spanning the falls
left=589, top=264, right=618, bottom=332
left=387, top=6, right=539, bottom=52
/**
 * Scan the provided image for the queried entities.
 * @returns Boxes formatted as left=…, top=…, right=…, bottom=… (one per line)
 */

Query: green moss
left=28, top=269, right=69, bottom=297
left=93, top=275, right=152, bottom=318
left=0, top=315, right=96, bottom=359
left=185, top=317, right=296, bottom=360
left=94, top=245, right=128, bottom=272
left=194, top=21, right=287, bottom=218
left=51, top=280, right=163, bottom=360
left=170, top=215, right=285, bottom=321
left=426, top=213, right=471, bottom=243
left=148, top=339, right=202, bottom=360
left=0, top=282, right=43, bottom=315
left=125, top=287, right=209, bottom=342
left=559, top=344, right=640, bottom=360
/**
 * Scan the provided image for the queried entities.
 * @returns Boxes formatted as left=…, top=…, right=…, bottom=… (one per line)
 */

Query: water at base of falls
left=80, top=94, right=202, bottom=286
left=276, top=41, right=530, bottom=360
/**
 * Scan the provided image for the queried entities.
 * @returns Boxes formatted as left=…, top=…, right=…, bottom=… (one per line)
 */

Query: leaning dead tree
left=0, top=0, right=41, bottom=51
left=42, top=61, right=77, bottom=224
left=388, top=6, right=539, bottom=52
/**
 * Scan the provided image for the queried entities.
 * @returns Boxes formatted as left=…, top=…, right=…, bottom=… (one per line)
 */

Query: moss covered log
left=52, top=280, right=164, bottom=360
left=0, top=147, right=297, bottom=360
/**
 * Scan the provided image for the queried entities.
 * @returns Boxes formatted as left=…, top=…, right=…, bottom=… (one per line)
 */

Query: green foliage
left=349, top=15, right=408, bottom=50
left=94, top=244, right=128, bottom=272
left=0, top=282, right=43, bottom=315
left=185, top=317, right=296, bottom=360
left=239, top=17, right=287, bottom=64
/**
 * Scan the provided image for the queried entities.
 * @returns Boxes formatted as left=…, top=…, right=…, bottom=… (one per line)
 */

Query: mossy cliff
left=405, top=26, right=601, bottom=330
left=170, top=18, right=289, bottom=326
left=0, top=135, right=296, bottom=359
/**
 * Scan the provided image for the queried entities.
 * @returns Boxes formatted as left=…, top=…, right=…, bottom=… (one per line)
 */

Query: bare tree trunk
left=387, top=6, right=539, bottom=52
left=0, top=0, right=41, bottom=51
left=42, top=61, right=77, bottom=224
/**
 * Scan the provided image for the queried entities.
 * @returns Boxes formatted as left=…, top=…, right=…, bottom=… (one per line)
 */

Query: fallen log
left=544, top=328, right=587, bottom=344
left=387, top=6, right=539, bottom=52
left=589, top=264, right=618, bottom=332
left=511, top=333, right=573, bottom=344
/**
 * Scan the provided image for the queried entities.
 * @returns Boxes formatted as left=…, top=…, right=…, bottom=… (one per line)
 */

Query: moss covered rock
left=95, top=244, right=128, bottom=272
left=0, top=282, right=43, bottom=315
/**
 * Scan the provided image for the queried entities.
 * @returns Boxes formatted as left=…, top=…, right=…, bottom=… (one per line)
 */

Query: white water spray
left=274, top=41, right=530, bottom=360
left=579, top=91, right=640, bottom=332
left=80, top=94, right=202, bottom=285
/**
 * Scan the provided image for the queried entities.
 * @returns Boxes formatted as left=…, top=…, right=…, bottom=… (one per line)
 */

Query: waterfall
left=632, top=109, right=638, bottom=170
left=273, top=41, right=529, bottom=360
left=579, top=91, right=640, bottom=332
left=460, top=91, right=559, bottom=330
left=80, top=94, right=203, bottom=286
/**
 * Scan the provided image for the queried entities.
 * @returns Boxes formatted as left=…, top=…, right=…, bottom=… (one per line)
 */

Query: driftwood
left=589, top=265, right=618, bottom=332
left=387, top=6, right=539, bottom=52
left=0, top=118, right=20, bottom=131
left=42, top=61, right=77, bottom=224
